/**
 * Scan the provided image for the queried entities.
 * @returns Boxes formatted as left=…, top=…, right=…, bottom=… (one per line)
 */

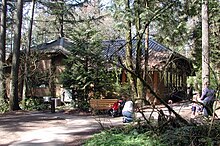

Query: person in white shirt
left=122, top=96, right=134, bottom=123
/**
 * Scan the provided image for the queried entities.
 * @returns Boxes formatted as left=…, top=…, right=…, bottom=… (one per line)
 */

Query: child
left=168, top=100, right=173, bottom=117
left=110, top=101, right=120, bottom=117
left=191, top=91, right=200, bottom=118
left=109, top=99, right=125, bottom=117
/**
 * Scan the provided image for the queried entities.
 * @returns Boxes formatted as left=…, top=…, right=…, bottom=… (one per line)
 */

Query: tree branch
left=117, top=57, right=190, bottom=125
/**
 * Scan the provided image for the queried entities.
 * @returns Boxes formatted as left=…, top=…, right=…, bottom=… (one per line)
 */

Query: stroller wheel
left=111, top=111, right=116, bottom=117
left=110, top=111, right=115, bottom=117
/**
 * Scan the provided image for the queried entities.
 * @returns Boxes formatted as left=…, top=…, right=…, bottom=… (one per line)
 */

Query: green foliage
left=85, top=121, right=220, bottom=146
left=84, top=130, right=165, bottom=146
left=188, top=65, right=219, bottom=92
left=0, top=100, right=9, bottom=113
left=24, top=98, right=48, bottom=111
left=114, top=82, right=131, bottom=96
left=190, top=0, right=220, bottom=72
left=187, top=0, right=220, bottom=93
left=154, top=1, right=189, bottom=50
left=60, top=15, right=121, bottom=100
left=161, top=124, right=220, bottom=146
left=19, top=51, right=51, bottom=89
left=77, top=100, right=90, bottom=112
left=209, top=0, right=220, bottom=70
left=30, top=70, right=50, bottom=88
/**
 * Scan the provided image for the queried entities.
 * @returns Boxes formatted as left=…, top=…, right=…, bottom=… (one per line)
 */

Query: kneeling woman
left=122, top=96, right=134, bottom=123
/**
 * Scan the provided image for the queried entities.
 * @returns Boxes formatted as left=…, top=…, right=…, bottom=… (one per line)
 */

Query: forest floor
left=0, top=101, right=219, bottom=146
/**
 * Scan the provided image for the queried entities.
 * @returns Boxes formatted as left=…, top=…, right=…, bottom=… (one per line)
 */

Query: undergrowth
left=0, top=100, right=9, bottom=113
left=84, top=128, right=164, bottom=146
left=84, top=119, right=220, bottom=146
left=24, top=98, right=49, bottom=111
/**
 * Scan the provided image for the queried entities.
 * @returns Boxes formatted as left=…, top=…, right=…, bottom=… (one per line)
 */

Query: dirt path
left=0, top=111, right=124, bottom=146
left=1, top=101, right=218, bottom=146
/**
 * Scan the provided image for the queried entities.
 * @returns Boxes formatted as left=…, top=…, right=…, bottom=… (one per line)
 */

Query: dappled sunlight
left=0, top=111, right=125, bottom=145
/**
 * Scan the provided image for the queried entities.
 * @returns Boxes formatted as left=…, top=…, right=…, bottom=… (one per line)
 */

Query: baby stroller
left=108, top=99, right=124, bottom=117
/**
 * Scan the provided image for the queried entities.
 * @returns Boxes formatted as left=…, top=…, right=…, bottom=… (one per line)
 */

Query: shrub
left=0, top=100, right=9, bottom=113
left=24, top=97, right=48, bottom=111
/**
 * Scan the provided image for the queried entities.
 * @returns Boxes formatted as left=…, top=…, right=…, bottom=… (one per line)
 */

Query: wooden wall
left=5, top=54, right=66, bottom=99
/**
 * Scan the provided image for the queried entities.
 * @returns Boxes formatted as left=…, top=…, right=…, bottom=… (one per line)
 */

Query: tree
left=22, top=0, right=36, bottom=108
left=124, top=0, right=136, bottom=100
left=170, top=0, right=220, bottom=91
left=209, top=0, right=220, bottom=87
left=201, top=0, right=210, bottom=88
left=60, top=2, right=118, bottom=103
left=149, top=0, right=219, bottom=90
left=134, top=0, right=144, bottom=104
left=35, top=0, right=90, bottom=39
left=0, top=0, right=7, bottom=103
left=111, top=0, right=178, bottom=105
left=9, top=0, right=23, bottom=110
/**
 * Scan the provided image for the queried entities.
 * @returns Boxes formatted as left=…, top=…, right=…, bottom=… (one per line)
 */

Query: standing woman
left=200, top=82, right=216, bottom=117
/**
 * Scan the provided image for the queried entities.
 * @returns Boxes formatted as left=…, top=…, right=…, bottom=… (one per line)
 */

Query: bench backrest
left=90, top=99, right=118, bottom=110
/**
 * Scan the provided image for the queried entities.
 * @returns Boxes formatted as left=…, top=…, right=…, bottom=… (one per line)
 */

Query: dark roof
left=32, top=37, right=72, bottom=56
left=6, top=38, right=72, bottom=64
left=103, top=38, right=172, bottom=66
left=29, top=37, right=194, bottom=76
left=102, top=38, right=194, bottom=76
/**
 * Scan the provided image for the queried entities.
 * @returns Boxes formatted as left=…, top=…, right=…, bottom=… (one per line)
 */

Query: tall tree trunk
left=9, top=0, right=23, bottom=111
left=60, top=14, right=64, bottom=37
left=144, top=28, right=149, bottom=81
left=59, top=0, right=64, bottom=37
left=144, top=0, right=149, bottom=86
left=202, top=0, right=209, bottom=88
left=124, top=0, right=136, bottom=99
left=22, top=0, right=35, bottom=108
left=143, top=1, right=155, bottom=104
left=50, top=58, right=56, bottom=98
left=135, top=0, right=144, bottom=106
left=0, top=0, right=7, bottom=102
left=145, top=27, right=152, bottom=102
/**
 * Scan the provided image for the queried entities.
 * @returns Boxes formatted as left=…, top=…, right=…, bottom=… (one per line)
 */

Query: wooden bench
left=90, top=99, right=118, bottom=110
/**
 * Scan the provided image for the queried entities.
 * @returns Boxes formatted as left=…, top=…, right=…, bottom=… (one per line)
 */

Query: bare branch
left=117, top=57, right=190, bottom=125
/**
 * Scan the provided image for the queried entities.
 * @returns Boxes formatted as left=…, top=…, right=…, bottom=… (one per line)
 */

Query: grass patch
left=84, top=125, right=165, bottom=146
left=84, top=120, right=220, bottom=146
left=84, top=131, right=165, bottom=146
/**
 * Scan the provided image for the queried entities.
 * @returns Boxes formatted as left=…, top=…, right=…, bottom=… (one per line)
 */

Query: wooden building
left=6, top=38, right=73, bottom=102
left=103, top=39, right=195, bottom=104
left=6, top=37, right=194, bottom=104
